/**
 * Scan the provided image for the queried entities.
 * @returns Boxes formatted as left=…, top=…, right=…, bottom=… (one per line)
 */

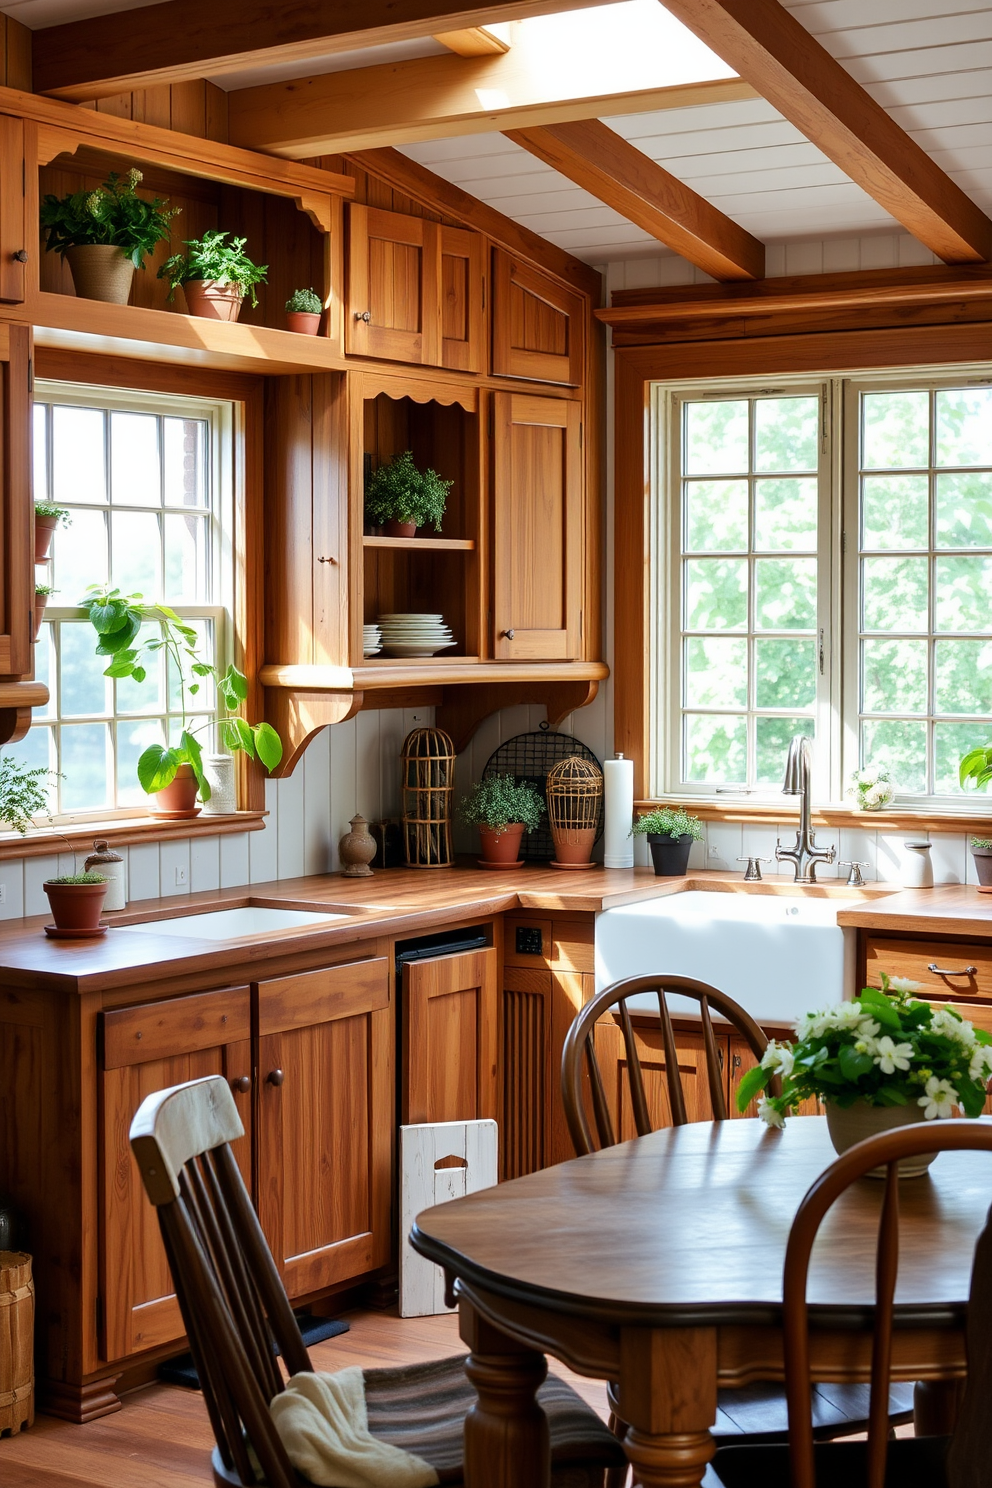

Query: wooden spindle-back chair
left=129, top=1074, right=628, bottom=1488
left=710, top=1120, right=992, bottom=1488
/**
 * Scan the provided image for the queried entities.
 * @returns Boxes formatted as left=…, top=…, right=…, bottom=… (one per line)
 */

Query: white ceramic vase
left=824, top=1098, right=937, bottom=1177
left=201, top=753, right=237, bottom=815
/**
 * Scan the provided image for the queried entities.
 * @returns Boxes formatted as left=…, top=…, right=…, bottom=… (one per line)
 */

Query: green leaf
left=95, top=613, right=141, bottom=655
left=229, top=717, right=256, bottom=758
left=191, top=662, right=213, bottom=677
left=103, top=657, right=136, bottom=679
left=86, top=600, right=127, bottom=634
left=131, top=666, right=146, bottom=684
left=225, top=665, right=249, bottom=702
left=875, top=1085, right=909, bottom=1107
left=735, top=1064, right=768, bottom=1112
left=253, top=721, right=283, bottom=773
left=137, top=744, right=180, bottom=793
left=838, top=1045, right=874, bottom=1080
left=219, top=718, right=241, bottom=753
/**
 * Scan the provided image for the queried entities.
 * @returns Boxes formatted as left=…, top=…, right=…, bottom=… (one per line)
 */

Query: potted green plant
left=459, top=774, right=545, bottom=866
left=971, top=838, right=992, bottom=891
left=43, top=872, right=109, bottom=935
left=632, top=807, right=703, bottom=877
left=740, top=975, right=992, bottom=1175
left=158, top=231, right=267, bottom=322
left=285, top=287, right=322, bottom=335
left=34, top=503, right=70, bottom=564
left=0, top=754, right=57, bottom=835
left=40, top=167, right=179, bottom=305
left=34, top=584, right=55, bottom=640
left=365, top=450, right=453, bottom=538
left=81, top=586, right=283, bottom=818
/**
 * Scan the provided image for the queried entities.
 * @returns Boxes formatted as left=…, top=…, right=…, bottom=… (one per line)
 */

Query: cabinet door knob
left=317, top=555, right=337, bottom=564
left=232, top=1075, right=251, bottom=1094
left=502, top=629, right=515, bottom=640
left=12, top=249, right=27, bottom=263
left=354, top=310, right=372, bottom=323
left=266, top=1068, right=285, bottom=1087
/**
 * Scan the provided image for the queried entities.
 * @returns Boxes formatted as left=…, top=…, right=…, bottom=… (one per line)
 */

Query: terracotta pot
left=824, top=1098, right=936, bottom=1178
left=33, top=593, right=49, bottom=641
left=65, top=245, right=135, bottom=305
left=182, top=280, right=244, bottom=322
left=647, top=833, right=694, bottom=877
left=552, top=825, right=597, bottom=866
left=34, top=513, right=59, bottom=563
left=43, top=879, right=108, bottom=932
left=972, top=846, right=992, bottom=892
left=286, top=310, right=321, bottom=335
left=148, top=762, right=201, bottom=820
left=478, top=823, right=526, bottom=864
left=384, top=519, right=417, bottom=538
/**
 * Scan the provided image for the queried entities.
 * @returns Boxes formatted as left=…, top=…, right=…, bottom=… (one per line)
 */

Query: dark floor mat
left=158, top=1315, right=351, bottom=1390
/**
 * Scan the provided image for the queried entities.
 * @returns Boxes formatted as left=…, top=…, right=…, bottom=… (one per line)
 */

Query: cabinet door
left=0, top=323, right=33, bottom=679
left=493, top=392, right=583, bottom=660
left=0, top=116, right=26, bottom=305
left=492, top=251, right=584, bottom=386
left=256, top=956, right=392, bottom=1298
left=402, top=948, right=497, bottom=1124
left=440, top=225, right=484, bottom=374
left=347, top=205, right=439, bottom=365
left=502, top=965, right=550, bottom=1180
left=99, top=986, right=252, bottom=1361
left=729, top=1033, right=819, bottom=1119
left=593, top=1017, right=729, bottom=1137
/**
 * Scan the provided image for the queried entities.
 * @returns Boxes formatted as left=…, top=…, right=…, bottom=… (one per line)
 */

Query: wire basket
left=401, top=726, right=456, bottom=868
left=482, top=723, right=604, bottom=860
left=547, top=756, right=603, bottom=866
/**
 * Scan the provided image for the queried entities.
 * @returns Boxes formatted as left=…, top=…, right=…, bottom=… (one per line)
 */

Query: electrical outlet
left=174, top=864, right=188, bottom=886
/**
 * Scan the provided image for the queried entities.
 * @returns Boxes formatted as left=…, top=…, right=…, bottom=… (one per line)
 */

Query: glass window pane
left=754, top=557, right=816, bottom=630
left=51, top=506, right=108, bottom=603
left=755, top=638, right=816, bottom=709
left=934, top=638, right=992, bottom=715
left=935, top=388, right=992, bottom=468
left=164, top=417, right=208, bottom=507
left=59, top=622, right=111, bottom=717
left=861, top=719, right=927, bottom=793
left=111, top=412, right=160, bottom=506
left=934, top=555, right=992, bottom=632
left=754, top=478, right=817, bottom=551
left=862, top=638, right=927, bottom=714
left=684, top=637, right=747, bottom=708
left=684, top=559, right=747, bottom=630
left=3, top=727, right=55, bottom=817
left=117, top=718, right=165, bottom=808
left=115, top=622, right=165, bottom=715
left=684, top=481, right=747, bottom=551
left=53, top=405, right=106, bottom=503
left=684, top=401, right=748, bottom=475
left=168, top=618, right=215, bottom=713
left=33, top=404, right=48, bottom=500
left=757, top=716, right=814, bottom=785
left=684, top=713, right=746, bottom=783
left=111, top=510, right=161, bottom=598
left=60, top=722, right=112, bottom=812
left=936, top=473, right=992, bottom=549
left=754, top=397, right=818, bottom=473
left=862, top=475, right=928, bottom=550
left=164, top=513, right=209, bottom=602
left=861, top=556, right=928, bottom=632
left=935, top=722, right=991, bottom=795
left=33, top=624, right=53, bottom=718
left=862, top=391, right=929, bottom=470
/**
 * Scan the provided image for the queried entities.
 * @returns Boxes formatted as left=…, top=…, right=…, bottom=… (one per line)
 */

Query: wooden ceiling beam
left=433, top=27, right=510, bottom=56
left=658, top=0, right=992, bottom=265
left=506, top=119, right=764, bottom=281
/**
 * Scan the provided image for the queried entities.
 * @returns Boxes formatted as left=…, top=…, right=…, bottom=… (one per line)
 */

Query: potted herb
left=740, top=975, right=992, bottom=1175
left=632, top=807, right=703, bottom=877
left=81, top=586, right=283, bottom=818
left=158, top=231, right=267, bottom=322
left=34, top=584, right=55, bottom=640
left=365, top=450, right=453, bottom=538
left=848, top=763, right=893, bottom=812
left=34, top=504, right=70, bottom=564
left=971, top=838, right=992, bottom=891
left=40, top=167, right=179, bottom=305
left=0, top=754, right=57, bottom=835
left=285, top=287, right=322, bottom=335
left=459, top=774, right=545, bottom=866
left=43, top=872, right=109, bottom=935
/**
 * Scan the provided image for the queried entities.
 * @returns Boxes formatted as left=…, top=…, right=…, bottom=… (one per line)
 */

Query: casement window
left=653, top=368, right=992, bottom=806
left=12, top=382, right=234, bottom=821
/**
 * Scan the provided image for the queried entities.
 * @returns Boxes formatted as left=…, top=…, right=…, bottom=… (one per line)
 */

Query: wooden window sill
left=638, top=800, right=992, bottom=836
left=0, top=811, right=266, bottom=862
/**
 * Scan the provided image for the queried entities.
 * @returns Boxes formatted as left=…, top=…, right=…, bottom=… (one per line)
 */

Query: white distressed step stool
left=399, top=1120, right=498, bottom=1318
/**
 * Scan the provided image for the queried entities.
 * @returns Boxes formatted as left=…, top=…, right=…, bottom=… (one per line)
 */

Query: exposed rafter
left=433, top=27, right=510, bottom=56
left=507, top=119, right=764, bottom=281
left=659, top=0, right=992, bottom=265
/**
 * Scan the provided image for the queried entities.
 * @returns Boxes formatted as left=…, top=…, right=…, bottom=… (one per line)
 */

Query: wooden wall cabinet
left=0, top=322, right=32, bottom=682
left=401, top=947, right=498, bottom=1124
left=492, top=250, right=584, bottom=386
left=0, top=114, right=26, bottom=305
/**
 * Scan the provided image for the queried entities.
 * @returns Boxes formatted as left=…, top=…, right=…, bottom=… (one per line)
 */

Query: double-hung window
left=14, top=382, right=234, bottom=821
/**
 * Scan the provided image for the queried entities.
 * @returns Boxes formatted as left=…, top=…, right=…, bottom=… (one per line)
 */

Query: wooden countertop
left=1, top=863, right=985, bottom=994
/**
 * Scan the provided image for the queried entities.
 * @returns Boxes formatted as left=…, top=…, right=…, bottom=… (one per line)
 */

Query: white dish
left=382, top=641, right=458, bottom=657
left=380, top=627, right=453, bottom=638
left=378, top=613, right=444, bottom=621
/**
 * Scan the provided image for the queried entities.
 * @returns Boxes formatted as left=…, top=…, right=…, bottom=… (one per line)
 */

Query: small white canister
left=83, top=839, right=126, bottom=911
left=900, top=840, right=934, bottom=889
left=201, top=753, right=237, bottom=815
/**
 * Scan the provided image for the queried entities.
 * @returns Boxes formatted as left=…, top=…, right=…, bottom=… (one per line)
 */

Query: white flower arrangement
left=848, top=763, right=894, bottom=812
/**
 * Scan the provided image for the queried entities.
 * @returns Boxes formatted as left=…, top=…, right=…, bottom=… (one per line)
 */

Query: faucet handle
left=738, top=855, right=770, bottom=882
left=838, top=859, right=869, bottom=887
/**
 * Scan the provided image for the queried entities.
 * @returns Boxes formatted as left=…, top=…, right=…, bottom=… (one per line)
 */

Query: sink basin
left=125, top=905, right=350, bottom=941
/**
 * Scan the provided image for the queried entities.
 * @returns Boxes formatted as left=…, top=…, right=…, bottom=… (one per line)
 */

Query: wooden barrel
left=0, top=1251, right=33, bottom=1434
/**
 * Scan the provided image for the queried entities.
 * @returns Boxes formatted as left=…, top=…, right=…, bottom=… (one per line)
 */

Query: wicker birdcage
left=546, top=755, right=603, bottom=869
left=401, top=727, right=456, bottom=868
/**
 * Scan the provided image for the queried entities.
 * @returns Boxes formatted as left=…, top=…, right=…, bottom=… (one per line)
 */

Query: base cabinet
left=401, top=947, right=498, bottom=1125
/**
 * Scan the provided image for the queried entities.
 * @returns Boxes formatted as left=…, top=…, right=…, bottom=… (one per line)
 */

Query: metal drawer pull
left=927, top=963, right=978, bottom=977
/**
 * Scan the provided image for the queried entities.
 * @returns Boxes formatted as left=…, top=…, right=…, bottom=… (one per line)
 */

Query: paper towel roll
left=603, top=754, right=634, bottom=868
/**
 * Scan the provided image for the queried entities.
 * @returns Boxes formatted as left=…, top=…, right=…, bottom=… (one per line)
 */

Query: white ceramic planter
left=824, top=1098, right=937, bottom=1177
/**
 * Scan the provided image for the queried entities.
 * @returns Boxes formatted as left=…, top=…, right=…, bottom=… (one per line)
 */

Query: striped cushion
left=364, top=1353, right=627, bottom=1484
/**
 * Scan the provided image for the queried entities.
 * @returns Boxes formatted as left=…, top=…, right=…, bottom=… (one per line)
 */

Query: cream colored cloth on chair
left=270, top=1367, right=440, bottom=1488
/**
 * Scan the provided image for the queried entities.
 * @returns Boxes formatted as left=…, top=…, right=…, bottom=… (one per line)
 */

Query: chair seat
left=706, top=1435, right=951, bottom=1488
left=713, top=1381, right=916, bottom=1443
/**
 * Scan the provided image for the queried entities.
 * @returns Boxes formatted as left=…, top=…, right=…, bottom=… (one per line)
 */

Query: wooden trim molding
left=637, top=801, right=992, bottom=839
left=0, top=811, right=266, bottom=863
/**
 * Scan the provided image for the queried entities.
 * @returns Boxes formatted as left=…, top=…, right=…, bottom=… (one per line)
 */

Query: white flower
left=758, top=1097, right=784, bottom=1129
left=858, top=765, right=880, bottom=786
left=857, top=1018, right=881, bottom=1041
left=888, top=976, right=924, bottom=994
left=918, top=1076, right=959, bottom=1120
left=873, top=1036, right=914, bottom=1075
left=969, top=1045, right=992, bottom=1082
left=760, top=1041, right=794, bottom=1078
left=797, top=1000, right=866, bottom=1040
left=930, top=1007, right=974, bottom=1045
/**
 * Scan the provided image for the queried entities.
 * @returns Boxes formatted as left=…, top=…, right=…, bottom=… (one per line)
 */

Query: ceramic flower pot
left=647, top=833, right=694, bottom=877
left=972, top=846, right=992, bottom=892
left=286, top=310, right=321, bottom=335
left=34, top=513, right=59, bottom=563
left=33, top=593, right=49, bottom=641
left=384, top=519, right=417, bottom=538
left=478, top=823, right=526, bottom=865
left=148, top=762, right=201, bottom=820
left=65, top=244, right=135, bottom=305
left=552, top=825, right=597, bottom=867
left=43, top=879, right=108, bottom=932
left=182, top=280, right=244, bottom=322
left=824, top=1098, right=936, bottom=1177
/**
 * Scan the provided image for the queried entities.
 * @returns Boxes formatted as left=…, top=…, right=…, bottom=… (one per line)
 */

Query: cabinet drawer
left=865, top=938, right=992, bottom=1001
left=257, top=956, right=389, bottom=1036
left=102, top=986, right=250, bottom=1069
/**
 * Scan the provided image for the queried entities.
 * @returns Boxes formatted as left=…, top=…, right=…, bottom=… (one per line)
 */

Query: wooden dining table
left=411, top=1116, right=992, bottom=1488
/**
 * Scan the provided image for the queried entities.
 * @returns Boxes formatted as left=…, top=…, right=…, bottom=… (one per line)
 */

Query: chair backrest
left=129, top=1074, right=311, bottom=1488
left=783, top=1121, right=992, bottom=1488
left=560, top=973, right=768, bottom=1155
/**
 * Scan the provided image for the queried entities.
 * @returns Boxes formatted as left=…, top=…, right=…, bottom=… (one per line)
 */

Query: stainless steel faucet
left=774, top=735, right=836, bottom=883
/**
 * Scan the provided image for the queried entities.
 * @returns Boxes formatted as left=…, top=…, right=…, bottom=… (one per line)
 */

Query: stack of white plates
left=378, top=613, right=457, bottom=657
left=363, top=624, right=382, bottom=657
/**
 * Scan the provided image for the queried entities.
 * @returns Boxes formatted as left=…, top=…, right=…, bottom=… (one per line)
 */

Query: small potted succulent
left=43, top=872, right=109, bottom=935
left=40, top=167, right=179, bottom=305
left=365, top=449, right=453, bottom=538
left=34, top=503, right=70, bottom=564
left=459, top=774, right=545, bottom=866
left=632, top=807, right=703, bottom=877
left=285, top=287, right=322, bottom=335
left=971, top=838, right=992, bottom=891
left=34, top=584, right=55, bottom=640
left=158, top=230, right=267, bottom=322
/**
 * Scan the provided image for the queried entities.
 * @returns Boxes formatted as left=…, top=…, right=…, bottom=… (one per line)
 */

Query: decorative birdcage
left=546, top=755, right=603, bottom=868
left=401, top=727, right=456, bottom=868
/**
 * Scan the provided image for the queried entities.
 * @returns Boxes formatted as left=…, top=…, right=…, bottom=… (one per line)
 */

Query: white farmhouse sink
left=595, top=890, right=856, bottom=1026
left=125, top=906, right=350, bottom=941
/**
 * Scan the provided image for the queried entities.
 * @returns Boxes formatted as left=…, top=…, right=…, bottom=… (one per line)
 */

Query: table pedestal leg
left=459, top=1302, right=550, bottom=1488
left=618, top=1326, right=717, bottom=1488
left=914, top=1378, right=963, bottom=1436
left=623, top=1427, right=716, bottom=1488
